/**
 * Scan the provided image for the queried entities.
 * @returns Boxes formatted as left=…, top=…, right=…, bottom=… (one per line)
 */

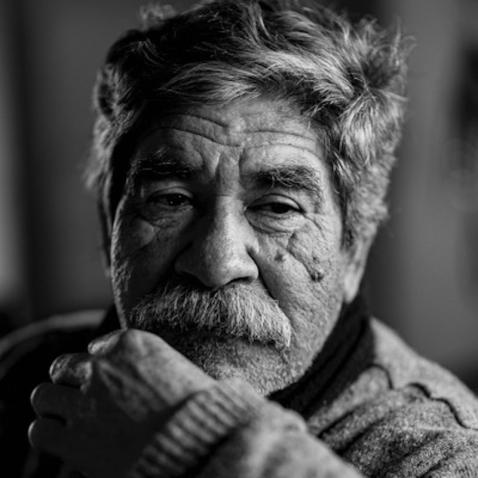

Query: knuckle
left=30, top=382, right=48, bottom=408
left=28, top=420, right=41, bottom=448
left=118, top=328, right=141, bottom=347
left=49, top=354, right=71, bottom=379
left=49, top=353, right=91, bottom=386
left=28, top=417, right=65, bottom=456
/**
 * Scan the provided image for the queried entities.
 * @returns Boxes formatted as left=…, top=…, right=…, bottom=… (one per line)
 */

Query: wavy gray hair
left=87, top=0, right=410, bottom=249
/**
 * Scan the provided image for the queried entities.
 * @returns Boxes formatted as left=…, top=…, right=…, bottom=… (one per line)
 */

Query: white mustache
left=129, top=281, right=292, bottom=350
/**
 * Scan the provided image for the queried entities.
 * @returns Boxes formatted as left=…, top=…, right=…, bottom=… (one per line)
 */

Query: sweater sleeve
left=129, top=379, right=363, bottom=478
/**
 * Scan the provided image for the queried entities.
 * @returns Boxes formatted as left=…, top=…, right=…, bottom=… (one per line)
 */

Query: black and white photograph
left=0, top=0, right=477, bottom=476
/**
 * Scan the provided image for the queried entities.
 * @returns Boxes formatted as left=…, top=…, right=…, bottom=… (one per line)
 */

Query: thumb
left=87, top=330, right=123, bottom=355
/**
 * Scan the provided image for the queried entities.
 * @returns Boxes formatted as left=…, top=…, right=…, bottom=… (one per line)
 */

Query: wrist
left=129, top=379, right=265, bottom=478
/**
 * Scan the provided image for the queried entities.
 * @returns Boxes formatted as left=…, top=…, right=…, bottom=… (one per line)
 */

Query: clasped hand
left=29, top=329, right=215, bottom=478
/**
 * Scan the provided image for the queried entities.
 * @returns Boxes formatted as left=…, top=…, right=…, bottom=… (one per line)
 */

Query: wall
left=366, top=0, right=478, bottom=384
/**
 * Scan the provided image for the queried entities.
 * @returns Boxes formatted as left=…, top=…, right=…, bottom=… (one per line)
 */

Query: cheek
left=111, top=216, right=157, bottom=264
left=281, top=233, right=325, bottom=283
left=110, top=211, right=183, bottom=314
left=259, top=220, right=343, bottom=296
left=255, top=222, right=346, bottom=342
left=284, top=220, right=344, bottom=290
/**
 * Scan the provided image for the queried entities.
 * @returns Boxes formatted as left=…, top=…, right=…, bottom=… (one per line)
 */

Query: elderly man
left=1, top=0, right=478, bottom=476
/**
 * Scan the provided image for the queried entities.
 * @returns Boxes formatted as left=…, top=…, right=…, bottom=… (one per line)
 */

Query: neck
left=269, top=295, right=372, bottom=418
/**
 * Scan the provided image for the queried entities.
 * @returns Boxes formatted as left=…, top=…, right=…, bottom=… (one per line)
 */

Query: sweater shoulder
left=0, top=310, right=105, bottom=384
left=370, top=319, right=478, bottom=431
left=316, top=320, right=478, bottom=476
left=0, top=310, right=106, bottom=477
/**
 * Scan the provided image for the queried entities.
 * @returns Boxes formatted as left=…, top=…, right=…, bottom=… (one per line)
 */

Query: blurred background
left=0, top=0, right=477, bottom=390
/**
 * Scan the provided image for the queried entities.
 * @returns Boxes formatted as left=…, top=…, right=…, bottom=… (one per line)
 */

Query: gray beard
left=127, top=280, right=301, bottom=394
left=129, top=280, right=292, bottom=350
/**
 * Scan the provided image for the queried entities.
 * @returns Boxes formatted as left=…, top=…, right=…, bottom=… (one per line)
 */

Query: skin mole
left=274, top=251, right=286, bottom=263
left=308, top=270, right=325, bottom=282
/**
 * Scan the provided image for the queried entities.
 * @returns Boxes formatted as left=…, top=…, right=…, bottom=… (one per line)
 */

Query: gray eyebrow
left=126, top=149, right=202, bottom=192
left=246, top=165, right=324, bottom=203
left=127, top=151, right=324, bottom=205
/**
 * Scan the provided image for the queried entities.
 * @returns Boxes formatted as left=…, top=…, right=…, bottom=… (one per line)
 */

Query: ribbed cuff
left=129, top=379, right=264, bottom=478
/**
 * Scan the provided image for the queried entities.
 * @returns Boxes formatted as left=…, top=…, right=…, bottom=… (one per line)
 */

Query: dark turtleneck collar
left=269, top=295, right=373, bottom=418
left=96, top=295, right=373, bottom=420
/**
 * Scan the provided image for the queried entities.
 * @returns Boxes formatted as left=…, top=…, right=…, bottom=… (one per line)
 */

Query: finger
left=31, top=382, right=81, bottom=421
left=49, top=353, right=91, bottom=387
left=87, top=330, right=124, bottom=355
left=28, top=417, right=68, bottom=457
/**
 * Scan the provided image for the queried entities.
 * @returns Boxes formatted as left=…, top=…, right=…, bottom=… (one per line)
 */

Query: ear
left=342, top=235, right=374, bottom=303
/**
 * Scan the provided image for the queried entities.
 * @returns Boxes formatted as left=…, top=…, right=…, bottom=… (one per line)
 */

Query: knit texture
left=130, top=380, right=267, bottom=478
left=128, top=320, right=478, bottom=478
left=2, top=307, right=478, bottom=477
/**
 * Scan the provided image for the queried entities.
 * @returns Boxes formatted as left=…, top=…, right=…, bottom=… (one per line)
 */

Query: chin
left=158, top=328, right=299, bottom=396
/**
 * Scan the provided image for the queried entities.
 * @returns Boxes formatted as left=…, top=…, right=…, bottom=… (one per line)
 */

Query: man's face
left=108, top=97, right=363, bottom=395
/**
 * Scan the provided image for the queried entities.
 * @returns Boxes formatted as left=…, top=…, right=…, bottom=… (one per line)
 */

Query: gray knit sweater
left=2, top=308, right=478, bottom=477
left=130, top=319, right=478, bottom=478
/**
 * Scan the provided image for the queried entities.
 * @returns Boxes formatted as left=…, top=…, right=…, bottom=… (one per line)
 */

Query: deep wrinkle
left=156, top=111, right=318, bottom=141
left=150, top=125, right=321, bottom=157
left=285, top=231, right=326, bottom=283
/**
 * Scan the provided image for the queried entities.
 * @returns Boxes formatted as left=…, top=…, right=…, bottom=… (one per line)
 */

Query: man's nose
left=174, top=204, right=259, bottom=289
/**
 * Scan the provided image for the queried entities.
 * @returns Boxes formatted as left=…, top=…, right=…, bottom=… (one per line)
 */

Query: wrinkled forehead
left=132, top=98, right=324, bottom=163
left=157, top=98, right=316, bottom=134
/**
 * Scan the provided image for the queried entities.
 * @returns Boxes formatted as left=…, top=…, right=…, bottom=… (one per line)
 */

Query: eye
left=257, top=202, right=299, bottom=214
left=249, top=196, right=302, bottom=216
left=147, top=192, right=192, bottom=208
left=137, top=189, right=195, bottom=224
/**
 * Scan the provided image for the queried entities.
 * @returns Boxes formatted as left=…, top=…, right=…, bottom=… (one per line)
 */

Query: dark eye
left=147, top=193, right=192, bottom=208
left=259, top=202, right=298, bottom=214
left=138, top=191, right=194, bottom=223
left=250, top=196, right=301, bottom=216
